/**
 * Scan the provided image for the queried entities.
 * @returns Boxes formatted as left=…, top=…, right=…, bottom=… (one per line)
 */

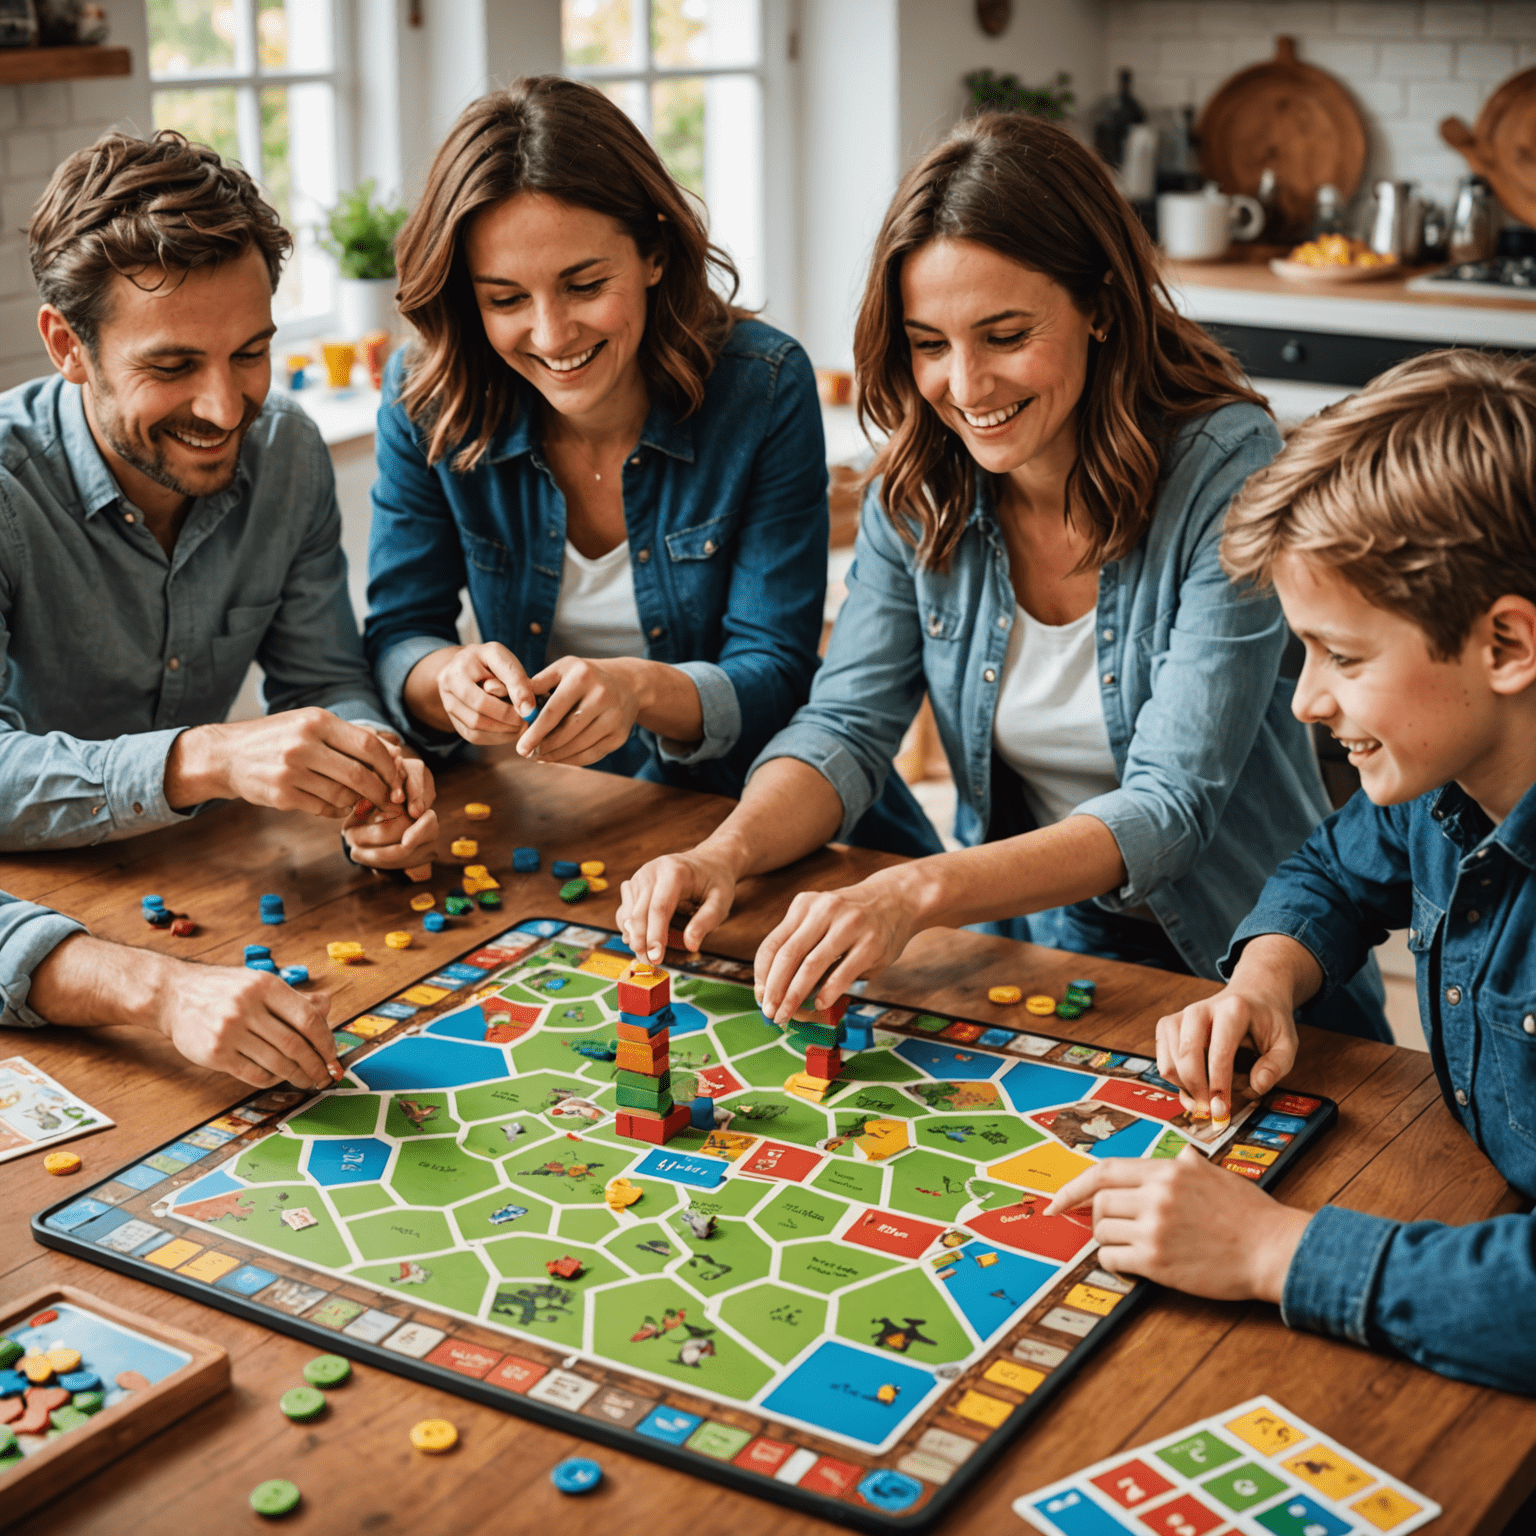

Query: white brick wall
left=0, top=4, right=152, bottom=391
left=1106, top=0, right=1536, bottom=225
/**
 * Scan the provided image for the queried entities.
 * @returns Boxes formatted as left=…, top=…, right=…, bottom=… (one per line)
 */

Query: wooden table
left=4, top=755, right=1533, bottom=1534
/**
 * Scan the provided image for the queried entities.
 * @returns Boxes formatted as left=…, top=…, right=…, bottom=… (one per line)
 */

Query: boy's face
left=1275, top=553, right=1498, bottom=807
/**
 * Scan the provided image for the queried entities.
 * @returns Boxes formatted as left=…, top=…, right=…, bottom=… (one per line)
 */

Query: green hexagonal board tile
left=388, top=1136, right=500, bottom=1206
left=355, top=1247, right=494, bottom=1318
left=915, top=1114, right=1044, bottom=1159
left=833, top=1268, right=973, bottom=1363
left=285, top=1094, right=380, bottom=1138
left=666, top=1215, right=772, bottom=1297
left=235, top=1131, right=304, bottom=1185
left=452, top=1185, right=554, bottom=1242
left=347, top=1205, right=457, bottom=1262
left=384, top=1092, right=459, bottom=1140
left=718, top=1282, right=828, bottom=1365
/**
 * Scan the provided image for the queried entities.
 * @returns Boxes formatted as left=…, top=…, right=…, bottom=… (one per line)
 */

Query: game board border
left=32, top=920, right=1338, bottom=1533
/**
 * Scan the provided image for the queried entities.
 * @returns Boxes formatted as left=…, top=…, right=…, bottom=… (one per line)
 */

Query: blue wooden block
left=512, top=847, right=540, bottom=872
left=423, top=912, right=447, bottom=932
left=551, top=859, right=580, bottom=880
left=689, top=1095, right=715, bottom=1130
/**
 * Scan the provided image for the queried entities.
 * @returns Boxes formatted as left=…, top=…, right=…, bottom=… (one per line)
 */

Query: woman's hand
left=619, top=848, right=741, bottom=963
left=408, top=643, right=537, bottom=744
left=755, top=871, right=919, bottom=1023
left=1154, top=977, right=1302, bottom=1123
left=516, top=655, right=655, bottom=767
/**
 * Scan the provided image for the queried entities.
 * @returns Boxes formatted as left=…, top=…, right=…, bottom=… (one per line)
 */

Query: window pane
left=562, top=0, right=635, bottom=68
left=701, top=73, right=761, bottom=306
left=259, top=83, right=336, bottom=322
left=653, top=0, right=758, bottom=68
left=652, top=76, right=703, bottom=197
left=148, top=0, right=238, bottom=77
left=593, top=78, right=649, bottom=135
left=257, top=0, right=331, bottom=72
left=152, top=86, right=240, bottom=164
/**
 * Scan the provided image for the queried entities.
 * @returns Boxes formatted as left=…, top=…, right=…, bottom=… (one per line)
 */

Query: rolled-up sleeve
left=0, top=891, right=85, bottom=1027
left=656, top=659, right=741, bottom=765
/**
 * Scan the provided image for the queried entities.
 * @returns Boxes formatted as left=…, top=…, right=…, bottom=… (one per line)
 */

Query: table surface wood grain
left=3, top=754, right=1532, bottom=1536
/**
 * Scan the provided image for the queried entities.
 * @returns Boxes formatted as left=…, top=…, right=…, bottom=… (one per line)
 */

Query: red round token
left=115, top=1370, right=149, bottom=1392
left=28, top=1310, right=57, bottom=1328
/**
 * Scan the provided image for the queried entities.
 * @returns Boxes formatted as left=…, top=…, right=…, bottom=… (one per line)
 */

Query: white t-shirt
left=546, top=539, right=648, bottom=662
left=991, top=602, right=1119, bottom=827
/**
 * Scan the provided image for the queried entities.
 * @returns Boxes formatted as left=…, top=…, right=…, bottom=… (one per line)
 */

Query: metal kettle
left=1449, top=176, right=1497, bottom=263
left=1368, top=180, right=1424, bottom=263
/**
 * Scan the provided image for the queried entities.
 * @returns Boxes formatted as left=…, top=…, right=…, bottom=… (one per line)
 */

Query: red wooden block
left=614, top=1106, right=690, bottom=1145
left=805, top=1046, right=843, bottom=1079
left=789, top=994, right=848, bottom=1028
left=170, top=918, right=195, bottom=937
left=616, top=967, right=671, bottom=1016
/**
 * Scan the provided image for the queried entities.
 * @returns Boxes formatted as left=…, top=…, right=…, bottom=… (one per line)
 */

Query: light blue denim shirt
left=0, top=891, right=82, bottom=1029
left=754, top=403, right=1354, bottom=983
left=0, top=375, right=389, bottom=850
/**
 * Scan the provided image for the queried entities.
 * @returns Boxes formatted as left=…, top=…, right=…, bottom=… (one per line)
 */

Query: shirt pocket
left=919, top=600, right=963, bottom=644
left=208, top=599, right=282, bottom=676
left=1406, top=887, right=1443, bottom=956
left=461, top=528, right=511, bottom=576
left=1484, top=997, right=1536, bottom=1147
left=664, top=515, right=732, bottom=563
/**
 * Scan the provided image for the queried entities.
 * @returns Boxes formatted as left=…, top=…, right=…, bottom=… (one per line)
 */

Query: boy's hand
left=1045, top=1147, right=1313, bottom=1303
left=1155, top=982, right=1300, bottom=1123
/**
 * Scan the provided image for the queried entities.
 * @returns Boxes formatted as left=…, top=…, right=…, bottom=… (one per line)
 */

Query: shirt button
left=1455, top=1088, right=1469, bottom=1106
left=529, top=622, right=543, bottom=635
left=703, top=539, right=716, bottom=555
left=123, top=511, right=135, bottom=524
left=1477, top=848, right=1489, bottom=859
left=649, top=625, right=663, bottom=639
left=1467, top=909, right=1480, bottom=923
left=1524, top=1015, right=1535, bottom=1036
left=1434, top=809, right=1445, bottom=820
left=132, top=801, right=143, bottom=815
left=1102, top=672, right=1116, bottom=686
left=629, top=455, right=640, bottom=465
left=1101, top=628, right=1114, bottom=641
left=1446, top=985, right=1462, bottom=1005
left=996, top=616, right=1009, bottom=629
left=638, top=548, right=651, bottom=563
left=166, top=657, right=180, bottom=672
left=1408, top=929, right=1418, bottom=943
left=983, top=668, right=996, bottom=683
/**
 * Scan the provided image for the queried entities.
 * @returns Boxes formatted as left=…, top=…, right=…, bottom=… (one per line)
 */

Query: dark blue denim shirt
left=363, top=319, right=829, bottom=796
left=1229, top=779, right=1536, bottom=1393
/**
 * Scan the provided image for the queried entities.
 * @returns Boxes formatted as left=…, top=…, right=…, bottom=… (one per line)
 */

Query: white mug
left=1158, top=186, right=1265, bottom=260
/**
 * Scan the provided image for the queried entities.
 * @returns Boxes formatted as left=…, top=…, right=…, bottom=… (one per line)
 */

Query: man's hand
left=165, top=708, right=407, bottom=819
left=1045, top=1147, right=1313, bottom=1303
left=341, top=736, right=440, bottom=871
left=619, top=848, right=741, bottom=964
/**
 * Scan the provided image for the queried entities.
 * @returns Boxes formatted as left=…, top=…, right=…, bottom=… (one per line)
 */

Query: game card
left=0, top=1055, right=112, bottom=1162
left=1013, top=1393, right=1440, bottom=1536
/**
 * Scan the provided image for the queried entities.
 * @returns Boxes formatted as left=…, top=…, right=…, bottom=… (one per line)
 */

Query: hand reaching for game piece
left=340, top=739, right=441, bottom=871
left=619, top=848, right=740, bottom=962
left=515, top=654, right=655, bottom=767
left=1044, top=1145, right=1314, bottom=1303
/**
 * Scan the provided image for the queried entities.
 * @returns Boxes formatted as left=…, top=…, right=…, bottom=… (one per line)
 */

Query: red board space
left=843, top=1208, right=946, bottom=1260
left=965, top=1198, right=1094, bottom=1262
left=1092, top=1077, right=1186, bottom=1121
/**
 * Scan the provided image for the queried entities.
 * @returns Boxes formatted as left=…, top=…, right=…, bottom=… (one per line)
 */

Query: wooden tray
left=1441, top=66, right=1536, bottom=229
left=1197, top=36, right=1367, bottom=244
left=0, top=1284, right=229, bottom=1526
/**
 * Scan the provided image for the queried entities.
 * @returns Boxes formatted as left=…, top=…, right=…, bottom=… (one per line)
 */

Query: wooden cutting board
left=1441, top=67, right=1536, bottom=228
left=1197, top=36, right=1367, bottom=242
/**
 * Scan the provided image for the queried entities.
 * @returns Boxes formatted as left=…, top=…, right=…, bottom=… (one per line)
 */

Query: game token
left=248, top=958, right=278, bottom=974
left=1055, top=1002, right=1083, bottom=1020
left=0, top=1370, right=22, bottom=1397
left=579, top=860, right=605, bottom=878
left=302, top=1354, right=351, bottom=1388
left=478, top=891, right=503, bottom=908
left=250, top=1479, right=302, bottom=1518
left=280, top=966, right=309, bottom=986
left=279, top=1385, right=326, bottom=1421
left=44, top=1151, right=81, bottom=1176
left=450, top=838, right=478, bottom=859
left=423, top=912, right=447, bottom=932
left=50, top=1404, right=91, bottom=1432
left=244, top=944, right=272, bottom=961
left=28, top=1311, right=57, bottom=1329
left=0, top=1339, right=21, bottom=1370
left=45, top=1347, right=80, bottom=1374
left=551, top=859, right=580, bottom=880
left=22, top=1357, right=52, bottom=1385
left=327, top=941, right=365, bottom=963
left=410, top=892, right=436, bottom=911
left=385, top=931, right=413, bottom=949
left=559, top=878, right=589, bottom=904
left=115, top=1370, right=149, bottom=1392
left=170, top=917, right=195, bottom=936
left=71, top=1390, right=104, bottom=1414
left=0, top=1429, right=14, bottom=1457
left=1025, top=994, right=1057, bottom=1015
left=410, top=1418, right=458, bottom=1453
left=585, top=877, right=609, bottom=893
left=512, top=846, right=540, bottom=872
left=551, top=1457, right=603, bottom=1494
left=988, top=985, right=1022, bottom=1005
left=464, top=802, right=491, bottom=820
left=445, top=896, right=473, bottom=915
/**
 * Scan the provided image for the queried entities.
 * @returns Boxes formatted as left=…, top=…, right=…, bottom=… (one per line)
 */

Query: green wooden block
left=788, top=1019, right=843, bottom=1049
left=616, top=1083, right=675, bottom=1112
left=615, top=1068, right=672, bottom=1093
left=558, top=878, right=589, bottom=904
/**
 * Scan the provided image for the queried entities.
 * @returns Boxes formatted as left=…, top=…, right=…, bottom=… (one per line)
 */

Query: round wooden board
left=1197, top=36, right=1366, bottom=242
left=1440, top=66, right=1536, bottom=229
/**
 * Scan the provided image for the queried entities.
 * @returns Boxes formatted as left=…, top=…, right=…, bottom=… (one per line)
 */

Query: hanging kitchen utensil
left=1196, top=35, right=1366, bottom=244
left=1440, top=67, right=1536, bottom=230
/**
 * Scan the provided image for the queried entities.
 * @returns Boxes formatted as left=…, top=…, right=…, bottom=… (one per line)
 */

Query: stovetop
left=1407, top=256, right=1536, bottom=302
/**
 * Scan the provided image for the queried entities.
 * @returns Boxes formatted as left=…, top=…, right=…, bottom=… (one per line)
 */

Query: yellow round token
left=45, top=1346, right=80, bottom=1374
left=385, top=931, right=413, bottom=950
left=579, top=860, right=605, bottom=878
left=987, top=985, right=1022, bottom=1005
left=410, top=1418, right=458, bottom=1454
left=1025, top=994, right=1058, bottom=1016
left=43, top=1150, right=81, bottom=1176
left=450, top=838, right=478, bottom=859
left=586, top=876, right=609, bottom=892
left=464, top=802, right=491, bottom=820
left=410, top=893, right=436, bottom=912
left=327, top=941, right=365, bottom=963
left=22, top=1356, right=53, bottom=1384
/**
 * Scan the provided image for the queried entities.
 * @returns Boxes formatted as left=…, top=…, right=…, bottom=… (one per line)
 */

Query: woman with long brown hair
left=621, top=112, right=1386, bottom=1063
left=362, top=77, right=938, bottom=853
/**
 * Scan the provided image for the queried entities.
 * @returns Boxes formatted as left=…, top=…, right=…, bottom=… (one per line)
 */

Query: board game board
left=35, top=919, right=1336, bottom=1532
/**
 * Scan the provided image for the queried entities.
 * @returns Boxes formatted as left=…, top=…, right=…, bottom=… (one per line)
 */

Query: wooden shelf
left=0, top=44, right=130, bottom=85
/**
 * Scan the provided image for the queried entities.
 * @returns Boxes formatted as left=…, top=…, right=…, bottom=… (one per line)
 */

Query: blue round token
left=551, top=1457, right=602, bottom=1495
left=58, top=1370, right=100, bottom=1393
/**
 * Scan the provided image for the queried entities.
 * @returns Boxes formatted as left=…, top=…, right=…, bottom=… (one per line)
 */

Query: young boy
left=1046, top=349, right=1536, bottom=1394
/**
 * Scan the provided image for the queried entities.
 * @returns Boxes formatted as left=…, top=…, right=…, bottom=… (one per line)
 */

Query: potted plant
left=321, top=180, right=410, bottom=341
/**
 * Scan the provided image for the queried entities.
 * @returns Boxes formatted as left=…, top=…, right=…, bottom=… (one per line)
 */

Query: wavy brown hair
left=855, top=113, right=1266, bottom=569
left=396, top=76, right=743, bottom=472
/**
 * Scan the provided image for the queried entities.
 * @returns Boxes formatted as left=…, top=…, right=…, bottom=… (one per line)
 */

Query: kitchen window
left=148, top=0, right=347, bottom=330
left=563, top=0, right=765, bottom=307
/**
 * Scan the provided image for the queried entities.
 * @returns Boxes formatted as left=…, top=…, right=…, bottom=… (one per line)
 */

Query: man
left=1, top=128, right=435, bottom=868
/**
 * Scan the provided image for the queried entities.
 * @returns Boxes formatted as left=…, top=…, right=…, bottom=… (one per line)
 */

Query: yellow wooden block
left=983, top=1359, right=1044, bottom=1395
left=580, top=951, right=629, bottom=979
left=177, top=1250, right=241, bottom=1284
left=409, top=893, right=435, bottom=911
left=1282, top=1445, right=1373, bottom=1500
left=1224, top=1404, right=1307, bottom=1456
left=784, top=1072, right=830, bottom=1103
left=1064, top=1283, right=1122, bottom=1317
left=580, top=860, right=605, bottom=877
left=987, top=1141, right=1095, bottom=1194
left=587, top=876, right=609, bottom=892
left=349, top=1015, right=394, bottom=1038
left=463, top=802, right=491, bottom=820
left=1352, top=1488, right=1424, bottom=1531
left=450, top=838, right=478, bottom=859
left=988, top=985, right=1022, bottom=1004
left=410, top=1418, right=458, bottom=1453
left=401, top=984, right=450, bottom=1006
left=43, top=1150, right=81, bottom=1175
left=1025, top=995, right=1057, bottom=1015
left=142, top=1238, right=202, bottom=1271
left=327, top=941, right=364, bottom=963
left=952, top=1389, right=1014, bottom=1429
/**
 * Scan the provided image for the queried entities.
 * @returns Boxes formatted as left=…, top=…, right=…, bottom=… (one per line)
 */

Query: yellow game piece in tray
left=22, top=1356, right=53, bottom=1384
left=45, top=1347, right=80, bottom=1374
left=43, top=1150, right=81, bottom=1176
left=410, top=1418, right=458, bottom=1453
left=988, top=985, right=1022, bottom=1005
left=1025, top=995, right=1057, bottom=1015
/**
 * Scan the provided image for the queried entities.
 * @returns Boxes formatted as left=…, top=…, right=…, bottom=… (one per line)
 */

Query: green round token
left=1055, top=1003, right=1083, bottom=1019
left=0, top=1428, right=15, bottom=1457
left=302, top=1354, right=351, bottom=1388
left=72, top=1389, right=104, bottom=1415
left=279, top=1385, right=326, bottom=1422
left=250, top=1479, right=302, bottom=1517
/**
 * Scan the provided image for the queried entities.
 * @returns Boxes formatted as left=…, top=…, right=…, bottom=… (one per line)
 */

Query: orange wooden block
left=615, top=1038, right=670, bottom=1075
left=617, top=1019, right=671, bottom=1043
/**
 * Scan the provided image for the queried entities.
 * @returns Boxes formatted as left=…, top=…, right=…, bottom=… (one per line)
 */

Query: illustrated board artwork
left=35, top=920, right=1335, bottom=1531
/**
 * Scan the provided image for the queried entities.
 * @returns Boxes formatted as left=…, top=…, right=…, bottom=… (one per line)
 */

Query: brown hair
left=1221, top=349, right=1536, bottom=659
left=855, top=113, right=1265, bottom=570
left=395, top=76, right=743, bottom=473
left=28, top=129, right=291, bottom=354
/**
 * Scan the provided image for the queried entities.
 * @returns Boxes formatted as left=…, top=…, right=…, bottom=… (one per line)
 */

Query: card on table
left=1013, top=1394, right=1439, bottom=1536
left=0, top=1055, right=112, bottom=1163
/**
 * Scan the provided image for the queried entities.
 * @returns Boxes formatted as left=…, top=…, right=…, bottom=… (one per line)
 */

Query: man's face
left=79, top=247, right=275, bottom=504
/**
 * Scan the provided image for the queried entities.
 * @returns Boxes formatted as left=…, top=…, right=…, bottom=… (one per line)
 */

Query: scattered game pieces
left=988, top=985, right=1022, bottom=1005
left=462, top=864, right=500, bottom=895
left=1015, top=1393, right=1440, bottom=1536
left=1025, top=995, right=1057, bottom=1016
left=512, top=846, right=540, bottom=873
left=551, top=1457, right=603, bottom=1495
left=326, top=941, right=365, bottom=964
left=464, top=802, right=491, bottom=820
left=410, top=1418, right=457, bottom=1454
left=404, top=863, right=433, bottom=882
left=170, top=918, right=195, bottom=937
left=423, top=912, right=447, bottom=933
left=250, top=1479, right=302, bottom=1518
left=579, top=860, right=605, bottom=878
left=689, top=1094, right=715, bottom=1130
left=302, top=1354, right=351, bottom=1388
left=450, top=838, right=479, bottom=859
left=551, top=859, right=580, bottom=880
left=586, top=877, right=609, bottom=892
left=43, top=1151, right=81, bottom=1176
left=279, top=1385, right=326, bottom=1422
left=478, top=891, right=503, bottom=909
left=248, top=958, right=278, bottom=974
left=410, top=892, right=436, bottom=911
left=280, top=965, right=309, bottom=986
left=558, top=878, right=589, bottom=904
left=259, top=894, right=286, bottom=926
left=385, top=931, right=413, bottom=950
left=545, top=1255, right=584, bottom=1280
left=877, top=1384, right=898, bottom=1405
left=445, top=895, right=474, bottom=915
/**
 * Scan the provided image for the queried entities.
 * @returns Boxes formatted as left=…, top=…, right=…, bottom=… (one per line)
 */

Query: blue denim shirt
left=1231, top=780, right=1536, bottom=1393
left=0, top=891, right=83, bottom=1029
left=364, top=319, right=828, bottom=796
left=755, top=402, right=1340, bottom=981
left=0, top=376, right=389, bottom=849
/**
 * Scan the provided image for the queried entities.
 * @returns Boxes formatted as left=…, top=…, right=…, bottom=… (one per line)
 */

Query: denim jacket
left=755, top=402, right=1347, bottom=983
left=1232, top=780, right=1536, bottom=1394
left=363, top=319, right=829, bottom=797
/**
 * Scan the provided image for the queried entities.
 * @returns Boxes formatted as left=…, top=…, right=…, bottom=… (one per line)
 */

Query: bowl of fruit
left=1270, top=235, right=1400, bottom=282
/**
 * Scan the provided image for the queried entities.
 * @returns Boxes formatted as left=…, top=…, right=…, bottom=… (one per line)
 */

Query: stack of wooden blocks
left=613, top=962, right=689, bottom=1144
left=783, top=994, right=849, bottom=1104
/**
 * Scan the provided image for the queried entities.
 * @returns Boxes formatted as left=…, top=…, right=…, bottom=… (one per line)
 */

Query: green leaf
left=319, top=180, right=412, bottom=281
